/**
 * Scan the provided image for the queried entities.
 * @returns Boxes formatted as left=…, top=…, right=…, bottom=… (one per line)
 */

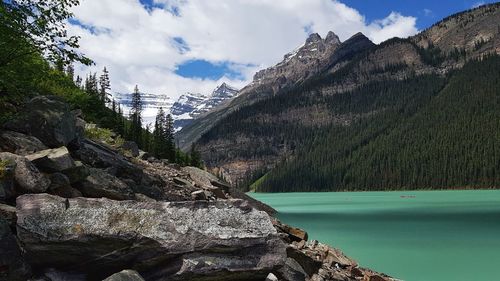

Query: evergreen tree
left=66, top=64, right=74, bottom=81
left=75, top=75, right=82, bottom=88
left=99, top=67, right=111, bottom=104
left=129, top=85, right=143, bottom=146
left=190, top=144, right=202, bottom=168
left=165, top=113, right=176, bottom=161
left=153, top=107, right=167, bottom=158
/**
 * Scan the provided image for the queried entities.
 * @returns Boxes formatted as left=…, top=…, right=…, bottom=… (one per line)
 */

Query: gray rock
left=277, top=258, right=308, bottom=281
left=48, top=173, right=82, bottom=198
left=0, top=203, right=16, bottom=227
left=3, top=96, right=78, bottom=147
left=26, top=147, right=75, bottom=173
left=182, top=167, right=227, bottom=199
left=61, top=161, right=89, bottom=184
left=74, top=139, right=143, bottom=183
left=121, top=141, right=139, bottom=157
left=77, top=168, right=134, bottom=200
left=286, top=247, right=322, bottom=277
left=16, top=194, right=286, bottom=280
left=191, top=190, right=209, bottom=200
left=0, top=152, right=50, bottom=194
left=0, top=159, right=16, bottom=202
left=0, top=218, right=31, bottom=280
left=0, top=130, right=48, bottom=156
left=138, top=150, right=150, bottom=160
left=103, top=270, right=145, bottom=281
left=266, top=273, right=279, bottom=281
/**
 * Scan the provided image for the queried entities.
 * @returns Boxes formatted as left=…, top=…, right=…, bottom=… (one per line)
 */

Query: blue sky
left=69, top=0, right=498, bottom=102
left=341, top=0, right=497, bottom=29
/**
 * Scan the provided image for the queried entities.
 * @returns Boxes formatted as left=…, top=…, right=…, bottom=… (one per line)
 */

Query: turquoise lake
left=250, top=190, right=500, bottom=281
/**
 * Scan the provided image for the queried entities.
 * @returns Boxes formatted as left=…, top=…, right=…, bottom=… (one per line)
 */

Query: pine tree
left=129, top=85, right=143, bottom=146
left=190, top=144, right=202, bottom=168
left=153, top=107, right=166, bottom=158
left=165, top=113, right=176, bottom=161
left=75, top=75, right=82, bottom=89
left=66, top=64, right=74, bottom=81
left=99, top=67, right=111, bottom=104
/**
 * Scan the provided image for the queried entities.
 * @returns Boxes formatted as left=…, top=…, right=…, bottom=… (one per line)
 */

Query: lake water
left=250, top=190, right=500, bottom=281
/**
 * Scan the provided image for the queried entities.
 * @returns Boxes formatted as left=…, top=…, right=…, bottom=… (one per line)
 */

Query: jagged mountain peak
left=306, top=32, right=322, bottom=44
left=325, top=31, right=341, bottom=45
left=170, top=82, right=239, bottom=131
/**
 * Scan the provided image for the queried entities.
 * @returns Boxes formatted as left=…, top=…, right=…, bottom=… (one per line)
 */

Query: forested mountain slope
left=184, top=3, right=500, bottom=189
left=257, top=56, right=500, bottom=192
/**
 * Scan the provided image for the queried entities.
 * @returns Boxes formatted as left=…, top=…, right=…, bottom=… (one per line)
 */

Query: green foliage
left=85, top=125, right=124, bottom=147
left=257, top=55, right=500, bottom=192
left=0, top=0, right=91, bottom=67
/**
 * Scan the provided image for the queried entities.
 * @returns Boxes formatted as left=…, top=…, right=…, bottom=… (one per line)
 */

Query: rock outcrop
left=16, top=194, right=286, bottom=280
left=3, top=96, right=78, bottom=147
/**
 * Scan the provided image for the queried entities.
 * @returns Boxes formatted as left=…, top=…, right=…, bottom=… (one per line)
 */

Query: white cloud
left=69, top=0, right=419, bottom=101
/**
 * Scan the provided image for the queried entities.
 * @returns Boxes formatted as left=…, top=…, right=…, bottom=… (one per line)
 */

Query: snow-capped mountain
left=170, top=83, right=239, bottom=131
left=113, top=92, right=173, bottom=127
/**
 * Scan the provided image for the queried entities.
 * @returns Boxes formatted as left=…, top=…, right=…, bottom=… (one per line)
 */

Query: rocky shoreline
left=0, top=96, right=395, bottom=281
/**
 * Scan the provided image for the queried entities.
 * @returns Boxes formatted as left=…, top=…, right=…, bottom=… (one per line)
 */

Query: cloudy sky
left=68, top=0, right=496, bottom=100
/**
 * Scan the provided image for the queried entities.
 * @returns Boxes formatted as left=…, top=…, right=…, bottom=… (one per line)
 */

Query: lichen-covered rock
left=16, top=194, right=286, bottom=280
left=103, top=270, right=145, bottom=281
left=26, top=147, right=75, bottom=173
left=77, top=168, right=134, bottom=200
left=0, top=130, right=48, bottom=156
left=3, top=96, right=78, bottom=147
left=0, top=152, right=50, bottom=194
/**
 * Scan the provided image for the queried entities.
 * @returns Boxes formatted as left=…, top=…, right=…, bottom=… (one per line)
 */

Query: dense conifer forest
left=257, top=55, right=500, bottom=192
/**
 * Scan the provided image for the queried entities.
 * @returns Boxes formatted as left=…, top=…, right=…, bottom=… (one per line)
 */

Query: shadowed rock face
left=16, top=194, right=286, bottom=280
left=4, top=96, right=77, bottom=148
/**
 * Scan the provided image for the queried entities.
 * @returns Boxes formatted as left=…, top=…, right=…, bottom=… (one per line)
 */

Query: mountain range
left=170, top=83, right=239, bottom=131
left=113, top=82, right=239, bottom=131
left=176, top=3, right=500, bottom=190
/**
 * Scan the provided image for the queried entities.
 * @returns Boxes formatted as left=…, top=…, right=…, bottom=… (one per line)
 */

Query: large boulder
left=73, top=139, right=143, bottom=183
left=26, top=146, right=75, bottom=173
left=103, top=270, right=145, bottom=281
left=0, top=130, right=48, bottom=156
left=121, top=141, right=139, bottom=157
left=3, top=96, right=78, bottom=147
left=16, top=194, right=286, bottom=280
left=0, top=218, right=31, bottom=280
left=77, top=168, right=134, bottom=200
left=0, top=152, right=50, bottom=195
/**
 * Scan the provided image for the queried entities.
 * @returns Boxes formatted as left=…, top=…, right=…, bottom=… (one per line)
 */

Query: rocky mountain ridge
left=0, top=95, right=394, bottom=280
left=170, top=82, right=239, bottom=131
left=177, top=3, right=500, bottom=185
left=175, top=31, right=348, bottom=150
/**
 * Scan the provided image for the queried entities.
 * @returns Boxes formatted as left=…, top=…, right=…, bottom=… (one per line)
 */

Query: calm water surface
left=250, top=190, right=500, bottom=281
